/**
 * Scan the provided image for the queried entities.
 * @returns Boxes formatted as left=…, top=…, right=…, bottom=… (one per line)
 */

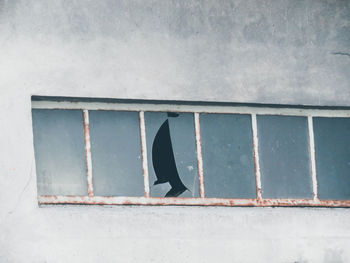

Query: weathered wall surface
left=0, top=0, right=349, bottom=262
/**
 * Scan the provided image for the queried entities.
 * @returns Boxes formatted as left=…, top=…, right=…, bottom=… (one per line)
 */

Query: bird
left=152, top=113, right=187, bottom=197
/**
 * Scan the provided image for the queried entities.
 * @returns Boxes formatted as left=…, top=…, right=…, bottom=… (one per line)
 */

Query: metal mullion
left=194, top=113, right=205, bottom=198
left=251, top=114, right=262, bottom=202
left=139, top=111, right=150, bottom=198
left=308, top=116, right=319, bottom=201
left=83, top=109, right=94, bottom=197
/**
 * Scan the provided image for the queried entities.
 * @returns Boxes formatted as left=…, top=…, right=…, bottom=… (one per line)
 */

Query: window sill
left=38, top=195, right=350, bottom=208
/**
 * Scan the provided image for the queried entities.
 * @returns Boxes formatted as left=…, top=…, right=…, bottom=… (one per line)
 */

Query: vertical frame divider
left=139, top=111, right=150, bottom=198
left=194, top=113, right=205, bottom=198
left=308, top=116, right=319, bottom=201
left=251, top=114, right=262, bottom=202
left=83, top=109, right=94, bottom=197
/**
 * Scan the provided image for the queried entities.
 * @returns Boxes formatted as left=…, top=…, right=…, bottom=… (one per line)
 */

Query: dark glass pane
left=200, top=113, right=256, bottom=198
left=32, top=109, right=87, bottom=195
left=145, top=112, right=199, bottom=197
left=257, top=115, right=313, bottom=198
left=89, top=111, right=144, bottom=196
left=313, top=117, right=350, bottom=200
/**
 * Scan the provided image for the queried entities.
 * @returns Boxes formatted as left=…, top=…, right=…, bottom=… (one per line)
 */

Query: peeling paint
left=83, top=110, right=94, bottom=197
left=37, top=195, right=350, bottom=208
left=194, top=113, right=205, bottom=198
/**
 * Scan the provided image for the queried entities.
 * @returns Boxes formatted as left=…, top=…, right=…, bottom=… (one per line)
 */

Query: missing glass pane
left=145, top=112, right=199, bottom=198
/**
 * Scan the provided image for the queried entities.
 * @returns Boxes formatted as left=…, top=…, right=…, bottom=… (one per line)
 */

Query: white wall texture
left=0, top=0, right=350, bottom=262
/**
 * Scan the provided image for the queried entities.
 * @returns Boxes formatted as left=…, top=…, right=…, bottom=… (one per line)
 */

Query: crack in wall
left=331, top=52, right=350, bottom=58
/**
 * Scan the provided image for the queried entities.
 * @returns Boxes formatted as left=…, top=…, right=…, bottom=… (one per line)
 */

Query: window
left=31, top=97, right=350, bottom=207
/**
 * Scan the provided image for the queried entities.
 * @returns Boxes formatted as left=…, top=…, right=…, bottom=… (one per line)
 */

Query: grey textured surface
left=1, top=1, right=350, bottom=262
left=0, top=0, right=350, bottom=106
left=257, top=115, right=313, bottom=199
left=89, top=110, right=144, bottom=197
left=32, top=109, right=87, bottom=195
left=313, top=117, right=350, bottom=200
left=200, top=113, right=256, bottom=198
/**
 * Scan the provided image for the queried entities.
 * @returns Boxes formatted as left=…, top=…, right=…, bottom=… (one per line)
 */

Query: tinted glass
left=313, top=117, right=350, bottom=200
left=257, top=115, right=313, bottom=198
left=89, top=111, right=144, bottom=196
left=200, top=113, right=256, bottom=198
left=32, top=109, right=87, bottom=195
left=145, top=112, right=199, bottom=197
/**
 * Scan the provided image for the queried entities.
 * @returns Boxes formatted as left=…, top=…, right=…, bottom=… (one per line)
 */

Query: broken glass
left=145, top=112, right=199, bottom=197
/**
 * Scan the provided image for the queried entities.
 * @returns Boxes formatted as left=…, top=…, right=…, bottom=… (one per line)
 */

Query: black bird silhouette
left=152, top=113, right=187, bottom=197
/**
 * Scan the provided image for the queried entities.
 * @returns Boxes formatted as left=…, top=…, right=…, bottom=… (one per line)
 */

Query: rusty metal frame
left=251, top=114, right=262, bottom=202
left=37, top=196, right=350, bottom=207
left=32, top=100, right=350, bottom=208
left=31, top=101, right=350, bottom=117
left=139, top=111, right=150, bottom=198
left=194, top=113, right=205, bottom=198
left=83, top=109, right=94, bottom=197
left=308, top=116, right=319, bottom=201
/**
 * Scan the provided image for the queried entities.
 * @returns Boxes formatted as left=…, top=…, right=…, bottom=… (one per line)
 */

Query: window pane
left=313, top=117, right=350, bottom=200
left=257, top=115, right=313, bottom=198
left=32, top=109, right=88, bottom=195
left=145, top=112, right=199, bottom=197
left=200, top=113, right=256, bottom=198
left=89, top=111, right=144, bottom=196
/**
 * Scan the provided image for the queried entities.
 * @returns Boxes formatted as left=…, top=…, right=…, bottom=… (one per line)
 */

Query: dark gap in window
left=152, top=112, right=188, bottom=197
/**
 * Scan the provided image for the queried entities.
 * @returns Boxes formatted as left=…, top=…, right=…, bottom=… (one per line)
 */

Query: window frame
left=32, top=99, right=350, bottom=207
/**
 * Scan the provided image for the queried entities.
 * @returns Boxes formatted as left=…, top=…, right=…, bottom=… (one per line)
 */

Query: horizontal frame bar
left=38, top=196, right=350, bottom=208
left=32, top=101, right=350, bottom=118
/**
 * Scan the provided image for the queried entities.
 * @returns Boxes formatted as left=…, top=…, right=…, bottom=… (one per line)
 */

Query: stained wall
left=0, top=0, right=350, bottom=262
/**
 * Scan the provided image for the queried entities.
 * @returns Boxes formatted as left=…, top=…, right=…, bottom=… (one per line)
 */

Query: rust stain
left=139, top=111, right=150, bottom=198
left=252, top=138, right=262, bottom=203
left=260, top=199, right=350, bottom=207
left=83, top=110, right=94, bottom=197
left=195, top=113, right=205, bottom=198
left=251, top=114, right=262, bottom=204
left=141, top=148, right=150, bottom=198
left=38, top=195, right=350, bottom=208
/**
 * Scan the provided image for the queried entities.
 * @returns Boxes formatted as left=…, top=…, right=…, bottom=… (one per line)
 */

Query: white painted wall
left=1, top=0, right=350, bottom=262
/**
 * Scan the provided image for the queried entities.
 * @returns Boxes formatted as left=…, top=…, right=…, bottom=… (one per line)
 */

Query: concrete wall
left=0, top=0, right=350, bottom=262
